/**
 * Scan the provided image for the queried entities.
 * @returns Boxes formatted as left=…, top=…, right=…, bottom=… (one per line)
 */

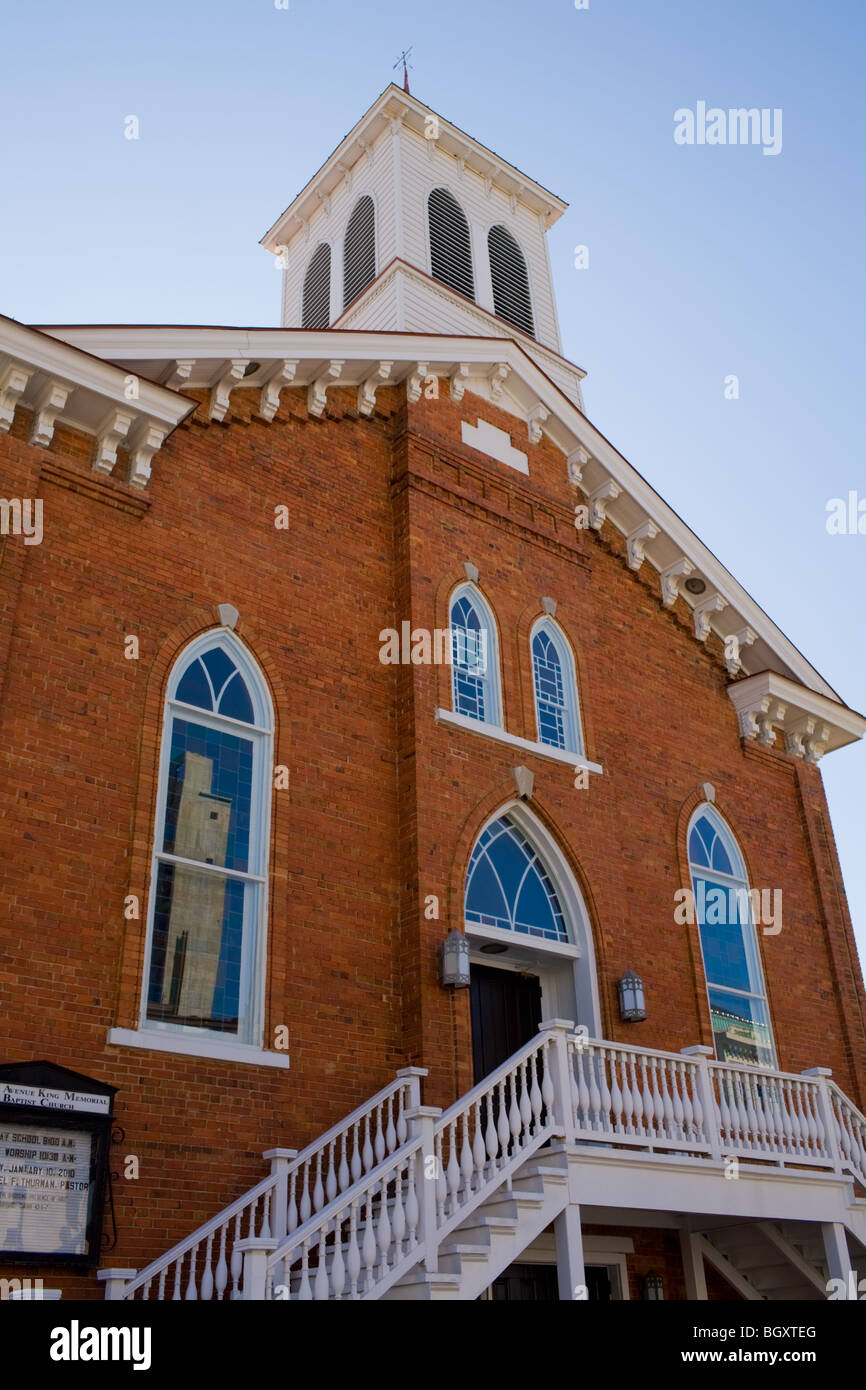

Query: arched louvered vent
left=343, top=195, right=376, bottom=310
left=301, top=242, right=331, bottom=329
left=428, top=188, right=475, bottom=301
left=488, top=224, right=535, bottom=337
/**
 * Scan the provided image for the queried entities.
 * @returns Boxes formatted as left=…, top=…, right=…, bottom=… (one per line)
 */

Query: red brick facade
left=1, top=371, right=864, bottom=1299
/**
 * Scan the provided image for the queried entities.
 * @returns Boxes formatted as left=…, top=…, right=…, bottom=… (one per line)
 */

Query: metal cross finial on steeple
left=393, top=46, right=413, bottom=94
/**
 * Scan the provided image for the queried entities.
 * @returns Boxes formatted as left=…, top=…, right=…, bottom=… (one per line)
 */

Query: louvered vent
left=301, top=242, right=331, bottom=329
left=343, top=195, right=376, bottom=310
left=428, top=188, right=475, bottom=300
left=488, top=225, right=535, bottom=338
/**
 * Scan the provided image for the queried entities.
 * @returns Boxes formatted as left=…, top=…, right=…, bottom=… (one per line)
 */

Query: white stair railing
left=261, top=1023, right=569, bottom=1301
left=117, top=1067, right=425, bottom=1300
left=570, top=1039, right=710, bottom=1153
left=828, top=1081, right=866, bottom=1190
left=708, top=1061, right=832, bottom=1166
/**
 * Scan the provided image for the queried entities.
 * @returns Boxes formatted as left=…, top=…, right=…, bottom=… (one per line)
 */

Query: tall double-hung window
left=449, top=585, right=501, bottom=726
left=688, top=806, right=776, bottom=1068
left=530, top=619, right=582, bottom=754
left=143, top=634, right=273, bottom=1044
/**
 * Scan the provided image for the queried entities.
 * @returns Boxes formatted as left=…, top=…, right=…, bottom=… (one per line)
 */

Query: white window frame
left=449, top=582, right=502, bottom=728
left=138, top=631, right=274, bottom=1051
left=530, top=616, right=583, bottom=755
left=687, top=804, right=777, bottom=1069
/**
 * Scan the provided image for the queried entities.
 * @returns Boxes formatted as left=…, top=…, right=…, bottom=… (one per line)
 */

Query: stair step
left=387, top=1271, right=462, bottom=1301
left=455, top=1214, right=520, bottom=1240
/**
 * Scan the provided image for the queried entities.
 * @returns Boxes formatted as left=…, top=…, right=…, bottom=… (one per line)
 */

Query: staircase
left=110, top=1022, right=866, bottom=1302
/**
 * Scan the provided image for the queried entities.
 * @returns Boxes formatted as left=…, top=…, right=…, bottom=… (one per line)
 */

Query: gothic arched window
left=488, top=224, right=534, bottom=337
left=144, top=634, right=273, bottom=1044
left=465, top=814, right=568, bottom=943
left=343, top=195, right=376, bottom=309
left=449, top=584, right=501, bottom=726
left=688, top=806, right=776, bottom=1068
left=428, top=187, right=475, bottom=301
left=302, top=242, right=331, bottom=328
left=531, top=619, right=582, bottom=754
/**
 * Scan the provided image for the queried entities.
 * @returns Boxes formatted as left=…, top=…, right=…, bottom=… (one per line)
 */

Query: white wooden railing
left=105, top=1029, right=866, bottom=1301
left=117, top=1067, right=425, bottom=1300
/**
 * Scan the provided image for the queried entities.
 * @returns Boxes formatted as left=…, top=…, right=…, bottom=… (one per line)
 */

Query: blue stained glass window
left=466, top=815, right=568, bottom=942
left=450, top=591, right=495, bottom=724
left=532, top=629, right=566, bottom=748
left=174, top=649, right=256, bottom=724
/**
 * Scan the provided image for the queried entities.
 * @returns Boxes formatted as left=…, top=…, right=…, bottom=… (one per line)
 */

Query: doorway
left=470, top=963, right=542, bottom=1083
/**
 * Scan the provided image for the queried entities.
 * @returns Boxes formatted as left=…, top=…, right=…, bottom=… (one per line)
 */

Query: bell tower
left=260, top=85, right=585, bottom=408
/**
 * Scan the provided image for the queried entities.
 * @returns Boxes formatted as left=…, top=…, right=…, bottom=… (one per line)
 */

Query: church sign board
left=0, top=1061, right=116, bottom=1267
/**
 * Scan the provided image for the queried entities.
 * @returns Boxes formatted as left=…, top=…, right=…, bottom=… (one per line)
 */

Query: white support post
left=237, top=1237, right=277, bottom=1301
left=539, top=1018, right=577, bottom=1143
left=406, top=1104, right=442, bottom=1273
left=679, top=1230, right=708, bottom=1301
left=802, top=1068, right=842, bottom=1171
left=554, top=1203, right=585, bottom=1301
left=681, top=1046, right=721, bottom=1161
left=97, top=1268, right=137, bottom=1301
left=396, top=1066, right=427, bottom=1112
left=821, top=1222, right=853, bottom=1295
left=263, top=1147, right=297, bottom=1245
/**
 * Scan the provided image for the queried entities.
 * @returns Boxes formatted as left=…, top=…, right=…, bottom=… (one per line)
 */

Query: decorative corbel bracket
left=660, top=557, right=695, bottom=608
left=527, top=404, right=549, bottom=445
left=93, top=408, right=134, bottom=476
left=589, top=479, right=621, bottom=531
left=163, top=359, right=195, bottom=391
left=786, top=716, right=831, bottom=764
left=0, top=361, right=33, bottom=431
left=30, top=379, right=71, bottom=448
left=358, top=139, right=374, bottom=167
left=336, top=162, right=353, bottom=193
left=308, top=360, right=344, bottom=417
left=358, top=361, right=393, bottom=417
left=567, top=446, right=589, bottom=487
left=126, top=419, right=167, bottom=489
left=209, top=360, right=249, bottom=423
left=735, top=695, right=787, bottom=745
left=627, top=519, right=660, bottom=572
left=488, top=362, right=510, bottom=402
left=724, top=625, right=758, bottom=677
left=259, top=360, right=299, bottom=422
left=449, top=363, right=469, bottom=402
left=317, top=191, right=332, bottom=217
left=692, top=593, right=728, bottom=643
left=406, top=362, right=430, bottom=404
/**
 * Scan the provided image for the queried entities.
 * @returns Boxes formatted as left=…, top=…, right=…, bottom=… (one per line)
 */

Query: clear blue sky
left=2, top=0, right=864, bottom=966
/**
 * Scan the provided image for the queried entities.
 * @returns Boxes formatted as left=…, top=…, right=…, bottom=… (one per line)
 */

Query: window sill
left=107, top=1027, right=291, bottom=1069
left=435, top=708, right=603, bottom=775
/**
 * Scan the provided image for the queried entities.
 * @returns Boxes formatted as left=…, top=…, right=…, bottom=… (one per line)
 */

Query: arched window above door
left=465, top=814, right=568, bottom=943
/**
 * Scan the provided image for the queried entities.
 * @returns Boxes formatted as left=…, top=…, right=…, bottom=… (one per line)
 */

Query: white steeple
left=260, top=85, right=585, bottom=407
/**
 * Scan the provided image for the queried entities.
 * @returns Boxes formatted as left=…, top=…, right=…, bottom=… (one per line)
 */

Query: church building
left=1, top=83, right=866, bottom=1303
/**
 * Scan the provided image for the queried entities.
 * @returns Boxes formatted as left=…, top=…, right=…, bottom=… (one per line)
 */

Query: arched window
left=531, top=619, right=582, bottom=754
left=343, top=195, right=376, bottom=309
left=428, top=187, right=475, bottom=301
left=302, top=242, right=331, bottom=328
left=488, top=224, right=534, bottom=337
left=449, top=584, right=501, bottom=726
left=688, top=806, right=776, bottom=1068
left=465, top=814, right=568, bottom=943
left=144, top=634, right=273, bottom=1044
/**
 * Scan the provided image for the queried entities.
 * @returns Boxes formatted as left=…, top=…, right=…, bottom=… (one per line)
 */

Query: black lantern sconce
left=440, top=930, right=471, bottom=988
left=643, top=1271, right=665, bottom=1300
left=617, top=969, right=646, bottom=1022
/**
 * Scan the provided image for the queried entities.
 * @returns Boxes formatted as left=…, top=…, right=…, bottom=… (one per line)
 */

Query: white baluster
left=346, top=1202, right=362, bottom=1298
left=299, top=1162, right=312, bottom=1224
left=650, top=1058, right=665, bottom=1141
left=170, top=1255, right=182, bottom=1301
left=200, top=1232, right=215, bottom=1301
left=297, top=1240, right=313, bottom=1300
left=350, top=1121, right=363, bottom=1183
left=361, top=1190, right=377, bottom=1293
left=312, top=1152, right=325, bottom=1213
left=337, top=1134, right=350, bottom=1194
left=374, top=1104, right=386, bottom=1164
left=396, top=1087, right=408, bottom=1146
left=640, top=1056, right=655, bottom=1139
left=325, top=1140, right=338, bottom=1204
left=496, top=1080, right=511, bottom=1159
left=287, top=1172, right=299, bottom=1233
left=376, top=1180, right=392, bottom=1275
left=519, top=1061, right=533, bottom=1135
left=628, top=1054, right=644, bottom=1136
left=362, top=1115, right=374, bottom=1173
left=314, top=1223, right=331, bottom=1300
left=435, top=1131, right=448, bottom=1219
left=405, top=1159, right=419, bottom=1252
left=589, top=1048, right=604, bottom=1132
left=609, top=1050, right=624, bottom=1133
left=460, top=1114, right=474, bottom=1193
left=679, top=1062, right=694, bottom=1139
left=659, top=1059, right=676, bottom=1140
left=541, top=1041, right=556, bottom=1128
left=230, top=1214, right=243, bottom=1298
left=447, top=1125, right=461, bottom=1211
left=157, top=1270, right=167, bottom=1301
left=214, top=1226, right=228, bottom=1301
left=392, top=1160, right=406, bottom=1256
left=508, top=1072, right=522, bottom=1145
left=473, top=1099, right=487, bottom=1176
left=385, top=1095, right=397, bottom=1155
left=260, top=1191, right=272, bottom=1240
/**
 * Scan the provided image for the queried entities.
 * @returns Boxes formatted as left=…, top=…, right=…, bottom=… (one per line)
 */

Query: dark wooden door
left=489, top=1262, right=558, bottom=1301
left=471, top=964, right=542, bottom=1083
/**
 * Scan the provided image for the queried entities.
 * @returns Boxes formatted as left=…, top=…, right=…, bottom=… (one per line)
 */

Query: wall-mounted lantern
left=643, top=1271, right=665, bottom=1300
left=440, top=930, right=471, bottom=988
left=617, top=969, right=646, bottom=1022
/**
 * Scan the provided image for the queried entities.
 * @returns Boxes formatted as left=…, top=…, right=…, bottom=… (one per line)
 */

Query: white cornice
left=260, top=84, right=568, bottom=251
left=727, top=671, right=866, bottom=760
left=32, top=320, right=859, bottom=723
